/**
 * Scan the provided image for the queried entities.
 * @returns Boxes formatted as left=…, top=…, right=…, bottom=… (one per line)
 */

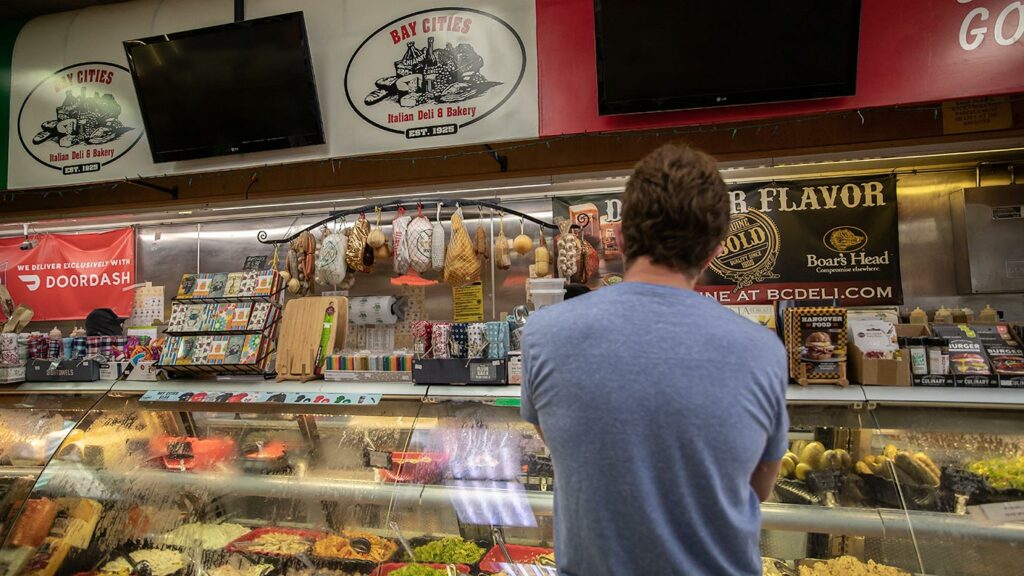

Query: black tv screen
left=125, top=12, right=324, bottom=163
left=595, top=1, right=861, bottom=115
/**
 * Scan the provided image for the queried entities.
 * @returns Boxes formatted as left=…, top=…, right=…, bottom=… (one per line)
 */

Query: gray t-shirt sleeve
left=760, top=355, right=790, bottom=462
left=520, top=332, right=540, bottom=425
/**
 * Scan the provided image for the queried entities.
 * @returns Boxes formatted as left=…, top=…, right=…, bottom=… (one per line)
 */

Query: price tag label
left=970, top=501, right=1024, bottom=526
left=243, top=255, right=269, bottom=271
left=469, top=362, right=497, bottom=382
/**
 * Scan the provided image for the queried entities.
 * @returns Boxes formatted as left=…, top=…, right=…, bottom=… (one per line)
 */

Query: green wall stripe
left=0, top=19, right=27, bottom=190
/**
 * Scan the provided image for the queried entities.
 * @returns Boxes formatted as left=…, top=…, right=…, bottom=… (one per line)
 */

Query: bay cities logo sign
left=18, top=62, right=143, bottom=176
left=345, top=7, right=527, bottom=139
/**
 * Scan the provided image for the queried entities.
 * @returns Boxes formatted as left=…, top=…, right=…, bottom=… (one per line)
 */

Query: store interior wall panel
left=17, top=169, right=1024, bottom=333
left=896, top=171, right=1023, bottom=320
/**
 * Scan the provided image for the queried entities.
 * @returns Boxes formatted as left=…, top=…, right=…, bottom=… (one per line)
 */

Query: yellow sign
left=452, top=281, right=484, bottom=322
left=942, top=97, right=1012, bottom=135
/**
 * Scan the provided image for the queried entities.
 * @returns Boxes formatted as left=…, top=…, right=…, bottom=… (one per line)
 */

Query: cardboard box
left=0, top=366, right=25, bottom=384
left=99, top=361, right=130, bottom=381
left=413, top=358, right=508, bottom=385
left=26, top=359, right=100, bottom=382
left=125, top=361, right=164, bottom=381
left=850, top=344, right=911, bottom=386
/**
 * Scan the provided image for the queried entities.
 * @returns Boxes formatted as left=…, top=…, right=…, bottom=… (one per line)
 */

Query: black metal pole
left=234, top=0, right=244, bottom=22
left=257, top=197, right=559, bottom=245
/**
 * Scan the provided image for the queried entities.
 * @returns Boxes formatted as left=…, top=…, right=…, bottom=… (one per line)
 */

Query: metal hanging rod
left=257, top=197, right=558, bottom=245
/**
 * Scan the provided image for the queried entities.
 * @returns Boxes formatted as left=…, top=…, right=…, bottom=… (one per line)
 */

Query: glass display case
left=0, top=383, right=1019, bottom=576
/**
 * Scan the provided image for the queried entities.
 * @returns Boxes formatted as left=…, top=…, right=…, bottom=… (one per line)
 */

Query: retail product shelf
left=113, top=379, right=428, bottom=398
left=785, top=385, right=866, bottom=405
left=37, top=466, right=1024, bottom=545
left=862, top=386, right=1024, bottom=409
left=425, top=384, right=522, bottom=400
left=0, top=381, right=109, bottom=395
left=763, top=504, right=1024, bottom=544
left=0, top=466, right=45, bottom=477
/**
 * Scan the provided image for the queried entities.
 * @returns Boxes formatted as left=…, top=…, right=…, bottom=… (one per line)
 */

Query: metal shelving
left=37, top=467, right=1024, bottom=545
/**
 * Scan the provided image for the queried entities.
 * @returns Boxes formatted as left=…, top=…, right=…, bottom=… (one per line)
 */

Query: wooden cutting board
left=276, top=296, right=347, bottom=382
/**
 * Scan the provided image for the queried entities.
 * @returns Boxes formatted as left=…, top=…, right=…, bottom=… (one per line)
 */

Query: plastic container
left=527, top=278, right=567, bottom=291
left=909, top=307, right=928, bottom=325
left=530, top=289, right=565, bottom=309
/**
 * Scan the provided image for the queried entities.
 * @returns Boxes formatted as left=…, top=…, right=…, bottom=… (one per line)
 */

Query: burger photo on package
left=991, top=355, right=1024, bottom=375
left=951, top=353, right=990, bottom=375
left=803, top=332, right=836, bottom=360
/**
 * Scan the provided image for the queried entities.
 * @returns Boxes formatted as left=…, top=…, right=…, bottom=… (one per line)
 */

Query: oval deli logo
left=709, top=209, right=781, bottom=291
left=17, top=62, right=143, bottom=175
left=344, top=7, right=527, bottom=139
left=823, top=226, right=868, bottom=253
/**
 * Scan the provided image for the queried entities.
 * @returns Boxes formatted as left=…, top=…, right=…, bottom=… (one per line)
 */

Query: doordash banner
left=0, top=228, right=135, bottom=321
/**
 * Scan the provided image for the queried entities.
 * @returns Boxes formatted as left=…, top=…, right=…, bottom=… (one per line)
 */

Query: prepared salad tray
left=372, top=563, right=471, bottom=576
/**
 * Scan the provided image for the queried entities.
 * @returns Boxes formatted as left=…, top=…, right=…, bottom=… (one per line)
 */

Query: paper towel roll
left=349, top=296, right=399, bottom=325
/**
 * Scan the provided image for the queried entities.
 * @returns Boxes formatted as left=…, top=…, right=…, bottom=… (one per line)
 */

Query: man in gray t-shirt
left=521, top=144, right=789, bottom=576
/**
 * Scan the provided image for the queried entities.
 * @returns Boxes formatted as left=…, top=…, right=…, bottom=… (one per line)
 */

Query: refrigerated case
left=0, top=382, right=1020, bottom=576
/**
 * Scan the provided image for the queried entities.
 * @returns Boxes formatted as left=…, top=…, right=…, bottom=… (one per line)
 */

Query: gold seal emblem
left=823, top=226, right=868, bottom=253
left=709, top=209, right=780, bottom=290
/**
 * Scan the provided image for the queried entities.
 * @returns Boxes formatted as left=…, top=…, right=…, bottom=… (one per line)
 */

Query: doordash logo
left=17, top=275, right=41, bottom=292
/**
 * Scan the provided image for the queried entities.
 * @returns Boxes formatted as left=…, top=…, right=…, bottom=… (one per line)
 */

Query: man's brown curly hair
left=622, top=144, right=730, bottom=275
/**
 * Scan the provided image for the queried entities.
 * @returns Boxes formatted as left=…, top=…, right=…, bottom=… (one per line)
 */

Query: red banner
left=0, top=228, right=135, bottom=321
left=537, top=0, right=1024, bottom=135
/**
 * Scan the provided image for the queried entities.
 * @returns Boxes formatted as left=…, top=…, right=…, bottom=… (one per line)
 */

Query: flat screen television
left=124, top=12, right=324, bottom=163
left=594, top=1, right=861, bottom=115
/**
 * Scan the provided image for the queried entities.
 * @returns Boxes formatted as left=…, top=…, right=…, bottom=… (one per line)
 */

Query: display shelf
left=160, top=363, right=271, bottom=377
left=114, top=378, right=427, bottom=399
left=172, top=289, right=284, bottom=307
left=36, top=467, right=1024, bottom=545
left=163, top=329, right=265, bottom=337
left=0, top=381, right=109, bottom=395
left=862, top=386, right=1024, bottom=409
left=786, top=385, right=867, bottom=405
left=425, top=384, right=522, bottom=400
left=764, top=504, right=1024, bottom=544
left=0, top=466, right=45, bottom=477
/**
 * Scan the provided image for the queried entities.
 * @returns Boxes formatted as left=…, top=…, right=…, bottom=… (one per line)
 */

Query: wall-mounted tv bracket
left=483, top=144, right=508, bottom=173
left=257, top=198, right=558, bottom=245
left=123, top=177, right=178, bottom=201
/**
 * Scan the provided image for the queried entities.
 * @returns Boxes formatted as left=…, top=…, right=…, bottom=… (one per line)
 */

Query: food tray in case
left=372, top=563, right=471, bottom=575
left=478, top=544, right=554, bottom=572
left=225, top=527, right=325, bottom=557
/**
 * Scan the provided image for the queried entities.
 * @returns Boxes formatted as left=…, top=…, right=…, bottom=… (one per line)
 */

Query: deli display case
left=0, top=383, right=1019, bottom=576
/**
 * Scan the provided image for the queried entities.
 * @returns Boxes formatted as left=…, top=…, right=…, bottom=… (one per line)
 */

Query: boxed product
left=724, top=304, right=777, bottom=330
left=848, top=320, right=907, bottom=386
left=0, top=365, right=26, bottom=384
left=848, top=320, right=898, bottom=359
left=26, top=359, right=100, bottom=382
left=931, top=323, right=1024, bottom=387
left=413, top=358, right=508, bottom=385
left=784, top=307, right=848, bottom=385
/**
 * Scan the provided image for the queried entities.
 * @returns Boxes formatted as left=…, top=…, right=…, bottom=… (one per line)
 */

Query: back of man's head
left=622, top=144, right=730, bottom=277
